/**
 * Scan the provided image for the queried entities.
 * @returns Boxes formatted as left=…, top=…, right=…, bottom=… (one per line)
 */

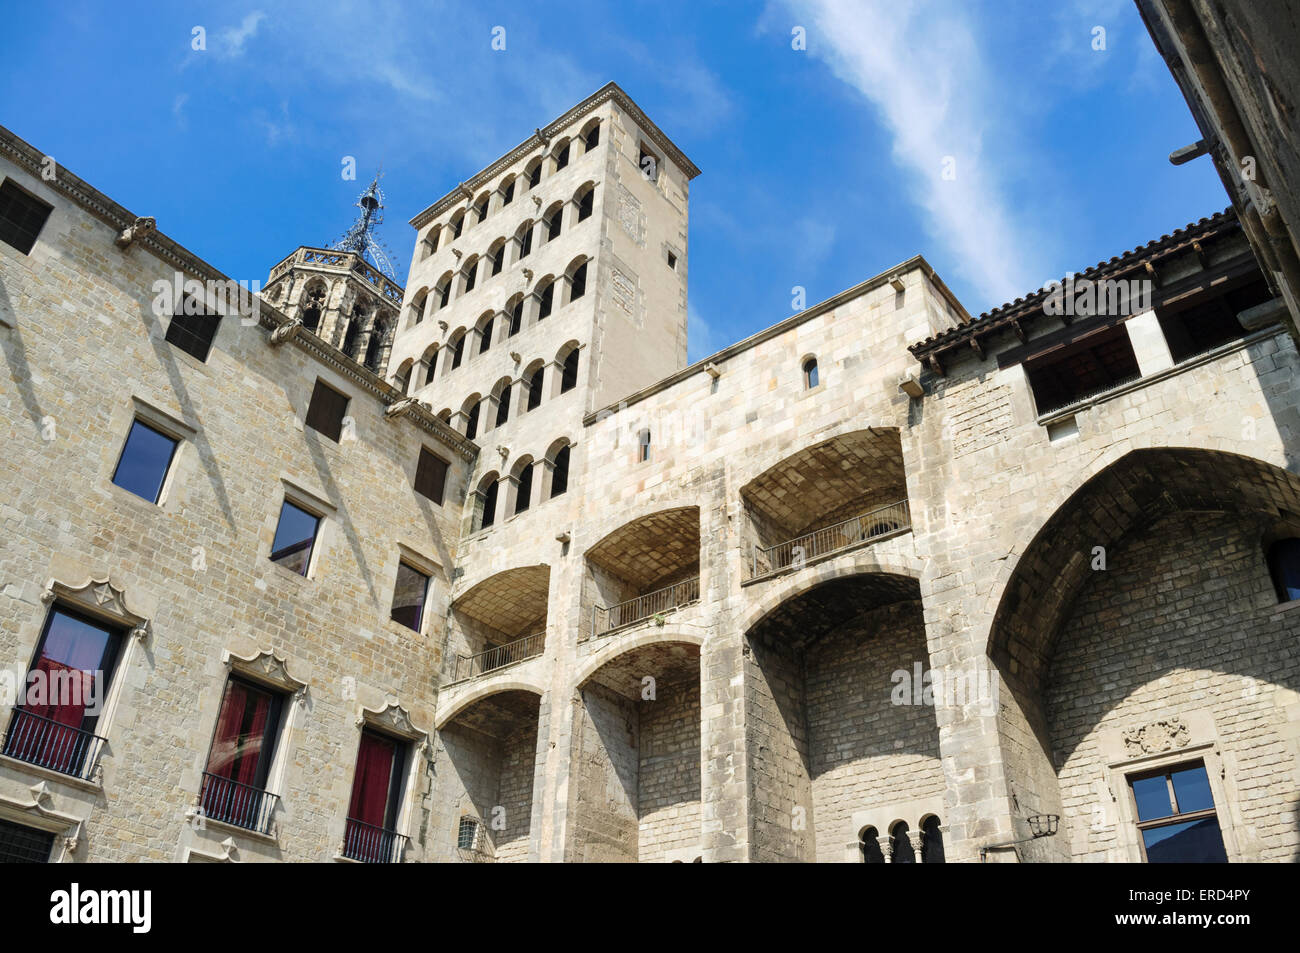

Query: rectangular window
left=1128, top=760, right=1228, bottom=863
left=3, top=606, right=122, bottom=780
left=305, top=379, right=349, bottom=442
left=270, top=499, right=321, bottom=576
left=1023, top=323, right=1140, bottom=416
left=1157, top=277, right=1270, bottom=364
left=112, top=419, right=179, bottom=503
left=0, top=819, right=56, bottom=863
left=390, top=562, right=430, bottom=631
left=414, top=448, right=449, bottom=505
left=164, top=299, right=222, bottom=363
left=344, top=730, right=409, bottom=863
left=200, top=677, right=284, bottom=833
left=457, top=816, right=480, bottom=851
left=0, top=179, right=53, bottom=255
left=639, top=144, right=660, bottom=183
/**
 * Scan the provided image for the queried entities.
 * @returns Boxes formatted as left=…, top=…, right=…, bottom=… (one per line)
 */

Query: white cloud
left=218, top=11, right=266, bottom=59
left=687, top=304, right=719, bottom=364
left=776, top=0, right=1049, bottom=308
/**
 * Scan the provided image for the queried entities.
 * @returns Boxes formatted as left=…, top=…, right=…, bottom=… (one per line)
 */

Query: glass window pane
left=1131, top=774, right=1173, bottom=822
left=112, top=420, right=178, bottom=503
left=1142, top=817, right=1228, bottom=863
left=391, top=563, right=429, bottom=631
left=270, top=500, right=319, bottom=575
left=1170, top=764, right=1215, bottom=814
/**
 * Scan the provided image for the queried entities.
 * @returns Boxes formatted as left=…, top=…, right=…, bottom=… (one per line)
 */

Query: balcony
left=1, top=709, right=106, bottom=782
left=343, top=817, right=409, bottom=863
left=593, top=575, right=700, bottom=638
left=199, top=772, right=279, bottom=836
left=450, top=631, right=545, bottom=683
left=749, top=499, right=910, bottom=580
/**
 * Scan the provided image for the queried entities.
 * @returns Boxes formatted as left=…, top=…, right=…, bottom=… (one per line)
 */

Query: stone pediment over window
left=41, top=576, right=150, bottom=642
left=357, top=700, right=431, bottom=755
left=221, top=648, right=309, bottom=702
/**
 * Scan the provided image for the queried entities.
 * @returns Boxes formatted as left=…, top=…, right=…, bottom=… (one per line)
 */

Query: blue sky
left=1, top=0, right=1226, bottom=362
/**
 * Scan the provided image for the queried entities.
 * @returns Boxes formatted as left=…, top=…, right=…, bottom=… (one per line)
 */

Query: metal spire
left=332, top=172, right=400, bottom=282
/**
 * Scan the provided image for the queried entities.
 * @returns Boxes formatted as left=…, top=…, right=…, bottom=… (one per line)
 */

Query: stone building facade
left=0, top=81, right=1297, bottom=863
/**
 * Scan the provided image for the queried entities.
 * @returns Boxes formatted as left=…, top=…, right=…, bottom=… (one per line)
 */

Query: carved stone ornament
left=384, top=397, right=428, bottom=420
left=222, top=648, right=308, bottom=702
left=269, top=318, right=302, bottom=346
left=41, top=576, right=150, bottom=642
left=114, top=216, right=156, bottom=248
left=357, top=699, right=428, bottom=745
left=1122, top=717, right=1191, bottom=756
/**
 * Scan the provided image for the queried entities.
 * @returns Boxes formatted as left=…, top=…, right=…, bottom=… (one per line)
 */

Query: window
left=414, top=448, right=449, bottom=505
left=112, top=419, right=178, bottom=503
left=639, top=144, right=659, bottom=183
left=0, top=819, right=56, bottom=862
left=465, top=400, right=480, bottom=441
left=890, top=821, right=915, bottom=863
left=551, top=445, right=570, bottom=498
left=305, top=379, right=349, bottom=442
left=921, top=816, right=945, bottom=863
left=803, top=357, right=819, bottom=389
left=667, top=251, right=677, bottom=270
left=474, top=194, right=489, bottom=223
left=554, top=142, right=570, bottom=171
left=514, top=463, right=533, bottom=514
left=526, top=160, right=541, bottom=189
left=408, top=291, right=427, bottom=327
left=860, top=827, right=884, bottom=863
left=457, top=815, right=481, bottom=851
left=537, top=281, right=554, bottom=320
left=480, top=479, right=499, bottom=529
left=1024, top=323, right=1141, bottom=416
left=270, top=499, right=320, bottom=576
left=390, top=562, right=430, bottom=631
left=463, top=259, right=477, bottom=293
left=450, top=333, right=465, bottom=369
left=546, top=206, right=562, bottom=242
left=0, top=179, right=53, bottom=255
left=638, top=429, right=651, bottom=462
left=509, top=298, right=524, bottom=336
left=501, top=178, right=515, bottom=206
left=300, top=285, right=326, bottom=333
left=340, top=320, right=360, bottom=359
left=569, top=262, right=587, bottom=301
left=583, top=123, right=600, bottom=152
left=200, top=677, right=284, bottom=833
left=577, top=187, right=594, bottom=222
left=363, top=323, right=388, bottom=372
left=518, top=223, right=533, bottom=259
left=344, top=730, right=409, bottom=863
left=450, top=212, right=464, bottom=239
left=1129, top=761, right=1228, bottom=862
left=478, top=317, right=494, bottom=354
left=527, top=366, right=545, bottom=411
left=495, top=384, right=511, bottom=427
left=165, top=300, right=222, bottom=363
left=489, top=243, right=505, bottom=276
left=561, top=349, right=579, bottom=393
left=4, top=606, right=122, bottom=779
left=1268, top=538, right=1300, bottom=602
left=438, top=280, right=452, bottom=309
left=1157, top=278, right=1268, bottom=363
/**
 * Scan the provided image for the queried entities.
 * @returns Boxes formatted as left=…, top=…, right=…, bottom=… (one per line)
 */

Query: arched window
left=525, top=158, right=542, bottom=190
left=550, top=444, right=570, bottom=497
left=514, top=462, right=534, bottom=514
left=476, top=474, right=499, bottom=530
left=462, top=256, right=478, bottom=293
left=508, top=296, right=524, bottom=336
left=581, top=121, right=600, bottom=153
left=495, top=383, right=511, bottom=427
left=473, top=192, right=490, bottom=224
left=544, top=202, right=563, bottom=242
left=516, top=221, right=534, bottom=260
left=393, top=359, right=413, bottom=395
left=1268, top=538, right=1300, bottom=602
left=448, top=330, right=466, bottom=371
left=421, top=344, right=438, bottom=386
left=860, top=827, right=884, bottom=864
left=637, top=428, right=651, bottom=463
left=890, top=821, right=915, bottom=863
left=488, top=239, right=506, bottom=277
left=527, top=364, right=545, bottom=411
left=499, top=176, right=515, bottom=207
left=340, top=320, right=360, bottom=360
left=553, top=139, right=570, bottom=171
left=407, top=289, right=428, bottom=327
left=568, top=261, right=588, bottom=302
left=420, top=226, right=440, bottom=260
left=478, top=315, right=495, bottom=354
left=300, top=282, right=326, bottom=333
left=537, top=279, right=555, bottom=320
left=464, top=399, right=481, bottom=440
left=803, top=357, right=819, bottom=389
left=363, top=321, right=388, bottom=372
left=561, top=347, right=579, bottom=393
left=436, top=273, right=453, bottom=309
left=921, top=816, right=945, bottom=864
left=576, top=184, right=595, bottom=222
left=450, top=210, right=464, bottom=239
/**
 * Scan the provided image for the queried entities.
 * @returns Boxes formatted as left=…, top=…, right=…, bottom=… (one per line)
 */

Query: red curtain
left=202, top=681, right=271, bottom=826
left=348, top=732, right=396, bottom=827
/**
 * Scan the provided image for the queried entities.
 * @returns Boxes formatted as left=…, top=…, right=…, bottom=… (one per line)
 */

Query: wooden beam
left=970, top=336, right=985, bottom=360
left=927, top=353, right=945, bottom=377
left=1010, top=318, right=1027, bottom=343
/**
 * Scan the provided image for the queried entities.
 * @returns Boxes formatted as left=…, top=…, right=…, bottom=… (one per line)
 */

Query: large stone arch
left=985, top=446, right=1300, bottom=863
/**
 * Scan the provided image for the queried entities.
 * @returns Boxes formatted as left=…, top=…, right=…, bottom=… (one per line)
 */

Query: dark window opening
left=639, top=145, right=659, bottom=183
left=547, top=209, right=562, bottom=242
left=112, top=419, right=179, bottom=503
left=305, top=379, right=349, bottom=442
left=569, top=262, right=587, bottom=301
left=638, top=429, right=651, bottom=463
left=474, top=197, right=489, bottom=222
left=538, top=282, right=554, bottom=320
left=490, top=245, right=504, bottom=276
left=363, top=326, right=387, bottom=372
left=1024, top=323, right=1140, bottom=416
left=561, top=349, right=579, bottom=393
left=438, top=283, right=451, bottom=309
left=457, top=816, right=480, bottom=851
left=390, top=562, right=430, bottom=631
left=414, top=448, right=449, bottom=505
left=860, top=827, right=884, bottom=864
left=551, top=445, right=570, bottom=498
left=515, top=463, right=533, bottom=514
left=578, top=189, right=594, bottom=222
left=270, top=499, right=320, bottom=576
left=890, top=822, right=915, bottom=863
left=509, top=299, right=523, bottom=336
left=583, top=124, right=600, bottom=152
left=451, top=215, right=463, bottom=239
left=344, top=730, right=410, bottom=863
left=1158, top=278, right=1270, bottom=364
left=921, top=816, right=945, bottom=863
left=201, top=677, right=284, bottom=833
left=478, top=317, right=494, bottom=354
left=501, top=181, right=515, bottom=206
left=803, top=357, right=819, bottom=389
left=450, top=335, right=465, bottom=369
left=527, top=367, right=544, bottom=410
left=340, top=320, right=360, bottom=359
left=0, top=819, right=56, bottom=863
left=0, top=179, right=53, bottom=255
left=480, top=479, right=499, bottom=529
left=495, top=384, right=511, bottom=427
left=527, top=163, right=541, bottom=189
left=1129, top=761, right=1227, bottom=863
left=666, top=251, right=677, bottom=270
left=519, top=225, right=533, bottom=259
left=465, top=401, right=480, bottom=441
left=165, top=300, right=222, bottom=363
left=463, top=260, right=477, bottom=293
left=1268, top=537, right=1300, bottom=602
left=554, top=143, right=570, bottom=170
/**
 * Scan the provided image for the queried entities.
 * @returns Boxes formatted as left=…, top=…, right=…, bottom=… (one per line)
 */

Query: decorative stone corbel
left=384, top=397, right=428, bottom=421
left=41, top=576, right=150, bottom=644
left=438, top=320, right=449, bottom=332
left=509, top=351, right=521, bottom=363
left=532, top=195, right=542, bottom=210
left=269, top=319, right=303, bottom=347
left=114, top=216, right=156, bottom=249
left=522, top=268, right=534, bottom=282
left=497, top=446, right=509, bottom=461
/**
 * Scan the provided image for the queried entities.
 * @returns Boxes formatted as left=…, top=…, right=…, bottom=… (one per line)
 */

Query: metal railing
left=750, top=499, right=911, bottom=580
left=343, top=817, right=408, bottom=864
left=452, top=631, right=545, bottom=684
left=592, top=575, right=701, bottom=638
left=1, top=709, right=107, bottom=781
left=199, top=772, right=280, bottom=835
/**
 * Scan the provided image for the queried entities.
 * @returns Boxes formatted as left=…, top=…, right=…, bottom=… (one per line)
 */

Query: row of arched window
left=410, top=187, right=596, bottom=326
left=294, top=279, right=393, bottom=374
left=419, top=117, right=601, bottom=260
left=472, top=438, right=573, bottom=531
left=861, top=816, right=945, bottom=863
left=394, top=261, right=589, bottom=392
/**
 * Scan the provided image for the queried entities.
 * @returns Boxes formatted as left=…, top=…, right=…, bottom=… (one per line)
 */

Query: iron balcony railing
left=199, top=772, right=280, bottom=836
left=593, top=575, right=701, bottom=638
left=343, top=817, right=408, bottom=864
left=452, top=631, right=545, bottom=684
left=1, top=708, right=107, bottom=782
left=750, top=499, right=911, bottom=580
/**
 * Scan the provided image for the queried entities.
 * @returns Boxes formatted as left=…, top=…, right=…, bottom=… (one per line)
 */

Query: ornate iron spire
left=332, top=172, right=400, bottom=282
